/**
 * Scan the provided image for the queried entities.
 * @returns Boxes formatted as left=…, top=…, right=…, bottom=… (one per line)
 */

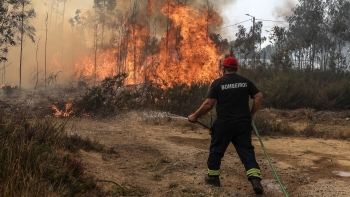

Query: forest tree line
left=233, top=0, right=350, bottom=73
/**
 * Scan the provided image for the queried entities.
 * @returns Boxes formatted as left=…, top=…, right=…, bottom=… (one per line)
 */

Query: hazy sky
left=220, top=0, right=298, bottom=44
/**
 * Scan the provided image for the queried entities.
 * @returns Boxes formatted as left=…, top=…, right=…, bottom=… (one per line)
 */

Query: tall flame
left=153, top=2, right=223, bottom=84
left=73, top=1, right=223, bottom=86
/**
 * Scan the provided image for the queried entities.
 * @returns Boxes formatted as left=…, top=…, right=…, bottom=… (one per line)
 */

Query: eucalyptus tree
left=234, top=21, right=266, bottom=67
left=93, top=0, right=117, bottom=48
left=288, top=0, right=326, bottom=71
left=0, top=0, right=36, bottom=87
left=325, top=0, right=350, bottom=72
left=285, top=0, right=350, bottom=72
left=268, top=26, right=294, bottom=72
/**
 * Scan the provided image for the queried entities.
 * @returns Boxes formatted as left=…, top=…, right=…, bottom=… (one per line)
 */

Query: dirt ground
left=64, top=110, right=350, bottom=197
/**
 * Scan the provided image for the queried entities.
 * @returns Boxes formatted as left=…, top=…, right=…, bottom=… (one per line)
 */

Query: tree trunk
left=165, top=0, right=170, bottom=66
left=71, top=27, right=74, bottom=67
left=101, top=0, right=106, bottom=48
left=49, top=1, right=54, bottom=30
left=133, top=25, right=137, bottom=81
left=2, top=62, right=5, bottom=84
left=45, top=13, right=49, bottom=88
left=55, top=2, right=59, bottom=27
left=299, top=49, right=302, bottom=69
left=94, top=23, right=98, bottom=86
left=36, top=37, right=41, bottom=86
left=19, top=2, right=24, bottom=89
left=124, top=28, right=129, bottom=74
left=206, top=0, right=210, bottom=43
left=61, top=0, right=67, bottom=71
left=2, top=43, right=7, bottom=84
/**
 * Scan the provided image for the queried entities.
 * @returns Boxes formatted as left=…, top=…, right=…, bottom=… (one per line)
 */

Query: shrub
left=254, top=111, right=295, bottom=136
left=73, top=76, right=210, bottom=118
left=0, top=111, right=106, bottom=197
left=258, top=71, right=350, bottom=110
left=73, top=73, right=131, bottom=116
left=155, top=82, right=210, bottom=117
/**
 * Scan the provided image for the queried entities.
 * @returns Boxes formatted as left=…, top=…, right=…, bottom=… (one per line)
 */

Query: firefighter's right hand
left=188, top=114, right=198, bottom=123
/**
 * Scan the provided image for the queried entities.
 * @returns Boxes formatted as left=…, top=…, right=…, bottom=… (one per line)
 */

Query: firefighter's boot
left=205, top=175, right=220, bottom=187
left=250, top=178, right=263, bottom=194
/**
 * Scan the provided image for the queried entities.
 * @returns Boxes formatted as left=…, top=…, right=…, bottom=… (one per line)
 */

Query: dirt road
left=67, top=111, right=350, bottom=197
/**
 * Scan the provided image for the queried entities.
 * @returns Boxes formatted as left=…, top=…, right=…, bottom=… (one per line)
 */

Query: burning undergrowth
left=71, top=72, right=210, bottom=118
left=51, top=101, right=73, bottom=117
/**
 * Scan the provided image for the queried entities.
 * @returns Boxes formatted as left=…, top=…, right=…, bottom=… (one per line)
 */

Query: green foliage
left=257, top=70, right=350, bottom=110
left=0, top=111, right=105, bottom=197
left=0, top=0, right=36, bottom=62
left=234, top=21, right=266, bottom=63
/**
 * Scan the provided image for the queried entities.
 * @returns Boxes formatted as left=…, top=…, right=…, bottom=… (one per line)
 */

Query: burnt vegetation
left=73, top=72, right=210, bottom=117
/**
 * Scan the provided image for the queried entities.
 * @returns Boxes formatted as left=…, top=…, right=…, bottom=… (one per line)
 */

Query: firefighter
left=188, top=56, right=264, bottom=194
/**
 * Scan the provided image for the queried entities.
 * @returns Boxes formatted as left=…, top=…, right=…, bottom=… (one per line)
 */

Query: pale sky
left=220, top=0, right=299, bottom=45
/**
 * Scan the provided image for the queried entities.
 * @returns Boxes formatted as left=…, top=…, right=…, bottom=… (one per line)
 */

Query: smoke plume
left=272, top=0, right=298, bottom=21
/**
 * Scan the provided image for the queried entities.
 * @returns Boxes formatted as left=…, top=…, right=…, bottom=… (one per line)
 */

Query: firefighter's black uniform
left=206, top=73, right=262, bottom=180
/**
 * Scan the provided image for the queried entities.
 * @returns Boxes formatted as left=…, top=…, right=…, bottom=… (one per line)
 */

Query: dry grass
left=109, top=184, right=149, bottom=196
left=257, top=109, right=350, bottom=140
left=120, top=109, right=350, bottom=141
left=254, top=109, right=296, bottom=136
left=0, top=111, right=108, bottom=197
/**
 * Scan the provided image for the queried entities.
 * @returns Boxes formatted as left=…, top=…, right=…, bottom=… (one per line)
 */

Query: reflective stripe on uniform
left=246, top=168, right=262, bottom=179
left=208, top=169, right=220, bottom=176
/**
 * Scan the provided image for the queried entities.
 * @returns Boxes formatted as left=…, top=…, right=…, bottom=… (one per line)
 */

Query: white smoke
left=272, top=0, right=298, bottom=21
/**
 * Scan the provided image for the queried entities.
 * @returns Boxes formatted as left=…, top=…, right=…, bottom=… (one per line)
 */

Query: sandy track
left=67, top=113, right=350, bottom=197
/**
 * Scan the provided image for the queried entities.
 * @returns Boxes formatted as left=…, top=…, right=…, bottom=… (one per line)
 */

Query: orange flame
left=74, top=23, right=149, bottom=84
left=148, top=0, right=156, bottom=15
left=73, top=1, right=223, bottom=86
left=51, top=103, right=73, bottom=117
left=153, top=3, right=223, bottom=84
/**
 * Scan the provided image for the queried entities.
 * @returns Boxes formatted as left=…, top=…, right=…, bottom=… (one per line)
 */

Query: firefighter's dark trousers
left=207, top=121, right=261, bottom=179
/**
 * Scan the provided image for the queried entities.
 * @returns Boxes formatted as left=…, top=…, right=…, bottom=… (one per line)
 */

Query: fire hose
left=252, top=121, right=289, bottom=197
left=193, top=118, right=289, bottom=197
left=195, top=120, right=210, bottom=129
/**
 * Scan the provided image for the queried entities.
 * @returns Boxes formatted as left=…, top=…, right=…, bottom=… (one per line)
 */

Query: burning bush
left=72, top=73, right=211, bottom=117
left=73, top=73, right=141, bottom=116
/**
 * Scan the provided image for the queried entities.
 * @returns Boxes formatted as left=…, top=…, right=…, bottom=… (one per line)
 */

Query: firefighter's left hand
left=188, top=114, right=198, bottom=123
